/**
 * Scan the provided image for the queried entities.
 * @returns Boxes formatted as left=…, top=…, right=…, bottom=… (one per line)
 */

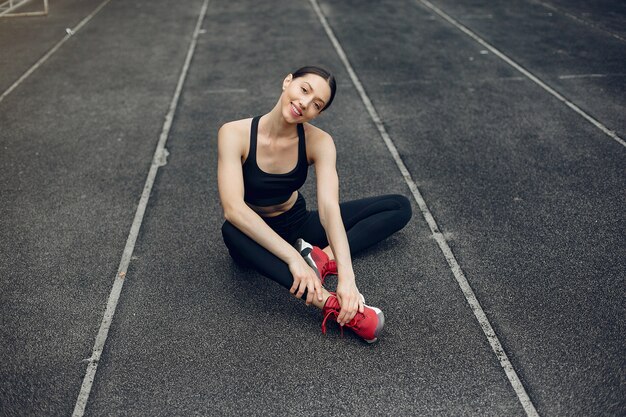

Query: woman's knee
left=391, top=194, right=412, bottom=227
left=221, top=220, right=244, bottom=252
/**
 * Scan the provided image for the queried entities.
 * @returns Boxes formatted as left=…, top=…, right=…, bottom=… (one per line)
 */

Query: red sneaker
left=295, top=238, right=337, bottom=285
left=321, top=293, right=385, bottom=343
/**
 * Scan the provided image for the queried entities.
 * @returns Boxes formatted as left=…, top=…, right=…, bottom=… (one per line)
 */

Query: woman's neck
left=261, top=103, right=298, bottom=139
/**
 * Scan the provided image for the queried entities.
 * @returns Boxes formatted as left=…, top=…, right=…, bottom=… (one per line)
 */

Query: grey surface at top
left=0, top=0, right=624, bottom=416
left=429, top=0, right=626, bottom=138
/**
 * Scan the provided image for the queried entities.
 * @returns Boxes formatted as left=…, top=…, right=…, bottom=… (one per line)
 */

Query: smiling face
left=280, top=73, right=333, bottom=123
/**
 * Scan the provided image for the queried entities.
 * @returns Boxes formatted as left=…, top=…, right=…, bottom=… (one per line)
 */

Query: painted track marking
left=558, top=73, right=626, bottom=80
left=416, top=0, right=625, bottom=149
left=528, top=0, right=626, bottom=43
left=309, top=0, right=540, bottom=416
left=71, top=0, right=210, bottom=415
left=0, top=0, right=113, bottom=105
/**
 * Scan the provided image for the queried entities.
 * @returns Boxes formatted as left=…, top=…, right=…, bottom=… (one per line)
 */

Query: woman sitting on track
left=217, top=66, right=412, bottom=343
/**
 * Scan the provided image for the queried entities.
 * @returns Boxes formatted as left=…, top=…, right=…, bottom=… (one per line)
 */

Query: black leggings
left=221, top=194, right=412, bottom=292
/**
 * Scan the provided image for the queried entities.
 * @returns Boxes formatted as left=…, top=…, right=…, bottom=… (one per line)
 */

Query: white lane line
left=558, top=73, right=626, bottom=80
left=308, top=1, right=540, bottom=416
left=71, top=1, right=210, bottom=415
left=528, top=0, right=626, bottom=43
left=416, top=0, right=625, bottom=149
left=0, top=0, right=113, bottom=105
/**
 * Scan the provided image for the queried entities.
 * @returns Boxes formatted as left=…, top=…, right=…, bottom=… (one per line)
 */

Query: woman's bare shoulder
left=303, top=122, right=333, bottom=143
left=303, top=123, right=335, bottom=165
left=219, top=117, right=253, bottom=137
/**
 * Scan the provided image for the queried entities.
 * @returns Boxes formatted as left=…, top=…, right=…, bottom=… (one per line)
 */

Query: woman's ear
left=282, top=74, right=293, bottom=91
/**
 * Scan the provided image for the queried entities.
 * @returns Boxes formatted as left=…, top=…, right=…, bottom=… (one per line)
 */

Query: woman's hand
left=335, top=279, right=364, bottom=326
left=288, top=257, right=323, bottom=306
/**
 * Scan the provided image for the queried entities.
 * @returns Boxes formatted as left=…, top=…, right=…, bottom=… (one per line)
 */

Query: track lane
left=0, top=1, right=207, bottom=415
left=310, top=0, right=538, bottom=414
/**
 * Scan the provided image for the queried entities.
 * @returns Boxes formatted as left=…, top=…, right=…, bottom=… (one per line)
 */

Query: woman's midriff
left=247, top=191, right=299, bottom=218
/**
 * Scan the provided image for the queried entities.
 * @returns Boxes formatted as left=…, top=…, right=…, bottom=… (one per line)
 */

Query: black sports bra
left=242, top=115, right=308, bottom=207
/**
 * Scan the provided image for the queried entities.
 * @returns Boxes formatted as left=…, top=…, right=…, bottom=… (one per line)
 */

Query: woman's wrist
left=337, top=267, right=355, bottom=283
left=285, top=248, right=304, bottom=265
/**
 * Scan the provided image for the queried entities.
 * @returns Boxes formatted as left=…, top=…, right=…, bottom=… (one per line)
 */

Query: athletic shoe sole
left=365, top=306, right=385, bottom=344
left=295, top=238, right=321, bottom=279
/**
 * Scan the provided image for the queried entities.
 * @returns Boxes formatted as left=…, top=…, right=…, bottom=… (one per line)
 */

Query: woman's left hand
left=335, top=279, right=365, bottom=326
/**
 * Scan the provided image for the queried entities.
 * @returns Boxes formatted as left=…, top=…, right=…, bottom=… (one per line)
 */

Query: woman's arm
left=217, top=122, right=322, bottom=304
left=312, top=131, right=364, bottom=325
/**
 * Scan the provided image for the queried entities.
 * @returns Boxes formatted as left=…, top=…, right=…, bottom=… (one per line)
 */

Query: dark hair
left=291, top=66, right=337, bottom=111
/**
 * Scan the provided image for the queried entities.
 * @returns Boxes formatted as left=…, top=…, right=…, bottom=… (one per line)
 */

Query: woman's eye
left=301, top=87, right=307, bottom=93
left=315, top=103, right=321, bottom=110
